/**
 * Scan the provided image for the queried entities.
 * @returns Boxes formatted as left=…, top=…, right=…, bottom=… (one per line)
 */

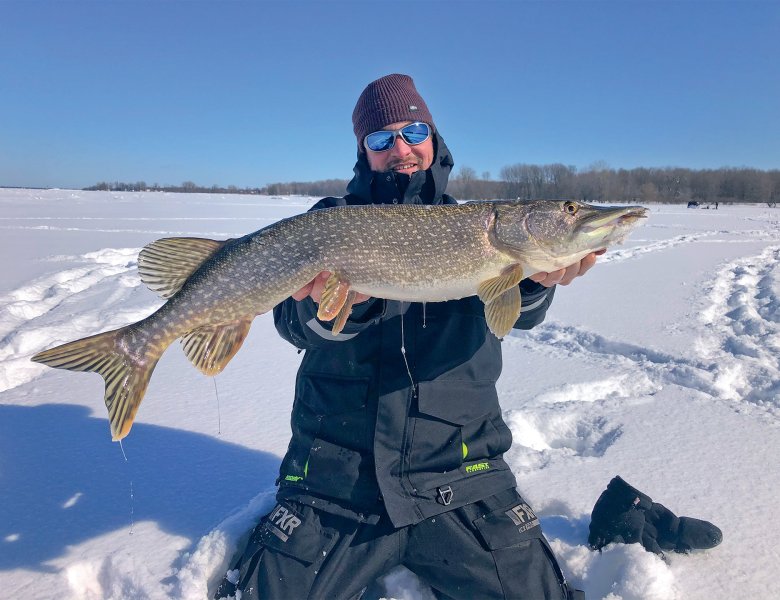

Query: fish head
left=493, top=200, right=648, bottom=271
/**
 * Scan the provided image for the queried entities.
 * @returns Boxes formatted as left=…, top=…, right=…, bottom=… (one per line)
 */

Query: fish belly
left=353, top=276, right=485, bottom=303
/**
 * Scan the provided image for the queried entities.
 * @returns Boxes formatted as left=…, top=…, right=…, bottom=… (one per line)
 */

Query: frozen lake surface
left=1, top=188, right=779, bottom=599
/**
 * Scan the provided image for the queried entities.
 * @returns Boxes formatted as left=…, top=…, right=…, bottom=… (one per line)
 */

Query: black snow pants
left=214, top=488, right=584, bottom=600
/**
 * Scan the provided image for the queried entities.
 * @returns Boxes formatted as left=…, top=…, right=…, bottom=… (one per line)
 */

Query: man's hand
left=528, top=249, right=606, bottom=287
left=291, top=271, right=372, bottom=304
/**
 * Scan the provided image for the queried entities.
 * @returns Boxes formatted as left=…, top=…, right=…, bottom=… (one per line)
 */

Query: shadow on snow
left=0, top=403, right=279, bottom=572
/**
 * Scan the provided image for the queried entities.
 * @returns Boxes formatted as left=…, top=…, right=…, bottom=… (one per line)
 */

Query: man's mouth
left=389, top=161, right=420, bottom=172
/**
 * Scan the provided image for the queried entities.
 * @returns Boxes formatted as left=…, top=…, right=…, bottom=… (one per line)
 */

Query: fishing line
left=399, top=302, right=415, bottom=388
left=129, top=481, right=135, bottom=535
left=213, top=376, right=222, bottom=435
left=119, top=440, right=135, bottom=535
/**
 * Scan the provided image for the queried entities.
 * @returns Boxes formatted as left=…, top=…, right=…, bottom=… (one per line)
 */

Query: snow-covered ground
left=1, top=188, right=779, bottom=600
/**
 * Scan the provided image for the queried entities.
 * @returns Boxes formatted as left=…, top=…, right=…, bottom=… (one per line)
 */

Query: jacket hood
left=345, top=131, right=455, bottom=205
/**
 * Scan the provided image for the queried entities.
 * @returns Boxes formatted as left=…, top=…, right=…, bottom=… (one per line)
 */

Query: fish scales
left=159, top=202, right=502, bottom=319
left=31, top=200, right=647, bottom=440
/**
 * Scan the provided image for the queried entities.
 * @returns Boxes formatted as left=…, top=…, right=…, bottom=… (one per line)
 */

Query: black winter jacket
left=272, top=133, right=556, bottom=527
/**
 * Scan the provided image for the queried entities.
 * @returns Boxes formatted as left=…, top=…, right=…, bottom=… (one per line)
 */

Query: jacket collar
left=345, top=132, right=454, bottom=206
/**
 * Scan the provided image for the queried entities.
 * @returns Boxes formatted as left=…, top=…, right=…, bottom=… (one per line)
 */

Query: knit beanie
left=352, top=74, right=435, bottom=149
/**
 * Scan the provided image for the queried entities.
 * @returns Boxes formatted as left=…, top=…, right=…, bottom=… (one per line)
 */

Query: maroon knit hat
left=352, top=74, right=434, bottom=149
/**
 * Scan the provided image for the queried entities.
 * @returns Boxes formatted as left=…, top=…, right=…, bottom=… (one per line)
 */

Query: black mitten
left=588, top=476, right=722, bottom=555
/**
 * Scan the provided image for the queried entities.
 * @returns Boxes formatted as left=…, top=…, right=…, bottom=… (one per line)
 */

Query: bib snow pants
left=215, top=488, right=584, bottom=600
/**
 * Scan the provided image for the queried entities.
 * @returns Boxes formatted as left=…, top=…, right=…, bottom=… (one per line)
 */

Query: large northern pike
left=32, top=200, right=646, bottom=440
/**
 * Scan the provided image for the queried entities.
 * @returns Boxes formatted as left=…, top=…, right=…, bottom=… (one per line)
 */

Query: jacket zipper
left=398, top=383, right=417, bottom=494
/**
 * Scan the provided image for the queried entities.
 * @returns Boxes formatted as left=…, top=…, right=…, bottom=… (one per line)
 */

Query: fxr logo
left=266, top=504, right=302, bottom=542
left=506, top=503, right=540, bottom=533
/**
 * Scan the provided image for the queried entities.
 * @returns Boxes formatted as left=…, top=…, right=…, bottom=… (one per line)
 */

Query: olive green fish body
left=32, top=200, right=647, bottom=440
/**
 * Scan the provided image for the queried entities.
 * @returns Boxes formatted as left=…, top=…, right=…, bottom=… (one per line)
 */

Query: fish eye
left=563, top=201, right=578, bottom=215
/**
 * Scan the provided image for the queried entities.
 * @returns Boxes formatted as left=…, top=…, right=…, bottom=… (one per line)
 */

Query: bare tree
left=454, top=166, right=477, bottom=199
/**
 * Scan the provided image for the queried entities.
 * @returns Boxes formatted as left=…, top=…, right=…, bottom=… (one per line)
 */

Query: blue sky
left=1, top=0, right=778, bottom=189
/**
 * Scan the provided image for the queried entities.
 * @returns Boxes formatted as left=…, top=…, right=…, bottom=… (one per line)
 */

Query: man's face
left=365, top=121, right=435, bottom=175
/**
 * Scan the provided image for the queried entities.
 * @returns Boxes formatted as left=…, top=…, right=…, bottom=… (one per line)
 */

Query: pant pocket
left=473, top=497, right=570, bottom=600
left=258, top=501, right=335, bottom=564
left=235, top=501, right=338, bottom=599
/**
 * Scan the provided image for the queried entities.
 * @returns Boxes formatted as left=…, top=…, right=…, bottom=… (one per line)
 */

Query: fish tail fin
left=31, top=327, right=162, bottom=441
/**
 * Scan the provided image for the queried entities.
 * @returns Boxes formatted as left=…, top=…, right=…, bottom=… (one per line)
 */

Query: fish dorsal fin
left=181, top=318, right=253, bottom=376
left=483, top=286, right=522, bottom=339
left=138, top=237, right=228, bottom=298
left=317, top=271, right=352, bottom=323
left=477, top=264, right=524, bottom=304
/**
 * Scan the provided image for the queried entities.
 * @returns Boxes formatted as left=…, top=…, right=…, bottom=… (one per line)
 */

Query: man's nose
left=390, top=137, right=412, bottom=156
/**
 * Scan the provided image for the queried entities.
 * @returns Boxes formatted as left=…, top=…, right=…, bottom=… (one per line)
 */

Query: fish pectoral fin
left=483, top=286, right=521, bottom=339
left=138, top=237, right=229, bottom=298
left=477, top=264, right=525, bottom=304
left=316, top=272, right=351, bottom=323
left=181, top=318, right=253, bottom=376
left=331, top=290, right=357, bottom=336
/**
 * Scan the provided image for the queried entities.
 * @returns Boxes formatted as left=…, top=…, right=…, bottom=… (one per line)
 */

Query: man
left=217, top=74, right=594, bottom=599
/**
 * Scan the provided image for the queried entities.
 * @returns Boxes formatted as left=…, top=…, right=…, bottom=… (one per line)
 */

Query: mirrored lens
left=400, top=122, right=430, bottom=145
left=364, top=131, right=395, bottom=152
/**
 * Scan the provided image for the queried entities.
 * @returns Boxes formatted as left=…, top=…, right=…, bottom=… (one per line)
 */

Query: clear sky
left=1, top=0, right=778, bottom=190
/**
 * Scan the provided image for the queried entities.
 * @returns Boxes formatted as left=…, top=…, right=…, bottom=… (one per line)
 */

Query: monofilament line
left=119, top=440, right=135, bottom=535
left=213, top=376, right=222, bottom=435
left=399, top=302, right=414, bottom=388
left=129, top=481, right=135, bottom=535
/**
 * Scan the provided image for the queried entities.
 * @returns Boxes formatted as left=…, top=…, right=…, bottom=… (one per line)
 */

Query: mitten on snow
left=588, top=476, right=722, bottom=555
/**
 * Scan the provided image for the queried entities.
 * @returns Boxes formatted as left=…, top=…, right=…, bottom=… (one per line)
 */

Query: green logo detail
left=462, top=442, right=469, bottom=460
left=284, top=459, right=309, bottom=483
left=465, top=462, right=491, bottom=474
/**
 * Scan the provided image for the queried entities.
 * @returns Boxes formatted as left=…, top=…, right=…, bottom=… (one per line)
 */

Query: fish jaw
left=493, top=201, right=647, bottom=272
left=575, top=205, right=648, bottom=245
left=529, top=203, right=648, bottom=253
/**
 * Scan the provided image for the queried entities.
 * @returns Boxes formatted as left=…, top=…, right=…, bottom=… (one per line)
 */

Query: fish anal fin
left=138, top=237, right=228, bottom=298
left=181, top=318, right=253, bottom=376
left=478, top=264, right=524, bottom=304
left=331, top=290, right=357, bottom=335
left=484, top=286, right=521, bottom=339
left=317, top=272, right=351, bottom=322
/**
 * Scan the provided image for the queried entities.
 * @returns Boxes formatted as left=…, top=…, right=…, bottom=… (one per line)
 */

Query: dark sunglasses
left=363, top=122, right=431, bottom=152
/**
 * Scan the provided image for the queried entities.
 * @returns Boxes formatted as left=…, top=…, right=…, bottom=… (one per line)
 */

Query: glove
left=588, top=476, right=722, bottom=555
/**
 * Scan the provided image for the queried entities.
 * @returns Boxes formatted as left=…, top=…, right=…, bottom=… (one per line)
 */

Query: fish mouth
left=577, top=205, right=648, bottom=235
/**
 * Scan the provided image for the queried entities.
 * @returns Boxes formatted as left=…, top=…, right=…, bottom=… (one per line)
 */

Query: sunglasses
left=363, top=122, right=431, bottom=152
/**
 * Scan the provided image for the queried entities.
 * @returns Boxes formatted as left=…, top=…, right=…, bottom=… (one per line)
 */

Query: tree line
left=449, top=164, right=780, bottom=205
left=84, top=181, right=266, bottom=194
left=83, top=179, right=349, bottom=197
left=85, top=165, right=780, bottom=205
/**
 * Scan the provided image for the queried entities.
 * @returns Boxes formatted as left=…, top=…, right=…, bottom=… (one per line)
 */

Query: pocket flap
left=473, top=501, right=542, bottom=550
left=299, top=373, right=369, bottom=415
left=258, top=502, right=332, bottom=564
left=417, top=380, right=497, bottom=425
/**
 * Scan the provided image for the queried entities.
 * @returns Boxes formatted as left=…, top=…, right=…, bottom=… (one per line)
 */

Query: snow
left=1, top=188, right=779, bottom=599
